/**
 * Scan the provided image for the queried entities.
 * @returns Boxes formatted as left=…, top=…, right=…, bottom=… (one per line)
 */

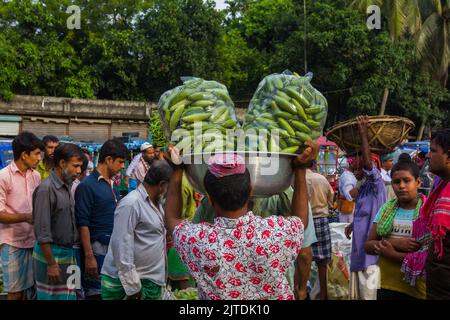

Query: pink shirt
left=0, top=161, right=41, bottom=248
left=173, top=212, right=304, bottom=300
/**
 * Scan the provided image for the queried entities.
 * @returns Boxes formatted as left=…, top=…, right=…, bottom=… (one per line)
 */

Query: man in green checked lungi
left=101, top=160, right=173, bottom=300
left=32, top=143, right=86, bottom=300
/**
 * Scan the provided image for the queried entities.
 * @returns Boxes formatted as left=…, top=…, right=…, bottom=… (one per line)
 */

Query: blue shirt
left=374, top=207, right=416, bottom=238
left=75, top=169, right=121, bottom=245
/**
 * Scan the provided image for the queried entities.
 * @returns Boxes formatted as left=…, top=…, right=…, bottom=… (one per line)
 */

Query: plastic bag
left=243, top=71, right=328, bottom=154
left=157, top=77, right=239, bottom=155
left=310, top=223, right=352, bottom=300
left=161, top=286, right=176, bottom=300
left=327, top=247, right=350, bottom=300
left=309, top=248, right=350, bottom=300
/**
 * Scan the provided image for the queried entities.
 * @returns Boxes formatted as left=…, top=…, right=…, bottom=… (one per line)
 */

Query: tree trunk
left=441, top=68, right=448, bottom=88
left=379, top=87, right=389, bottom=115
left=417, top=119, right=426, bottom=141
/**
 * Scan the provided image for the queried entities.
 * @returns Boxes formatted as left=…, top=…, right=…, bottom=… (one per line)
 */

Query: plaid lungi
left=33, top=242, right=77, bottom=300
left=0, top=244, right=35, bottom=294
left=311, top=217, right=332, bottom=264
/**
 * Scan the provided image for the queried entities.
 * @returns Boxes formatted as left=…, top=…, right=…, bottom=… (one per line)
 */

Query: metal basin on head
left=182, top=151, right=296, bottom=197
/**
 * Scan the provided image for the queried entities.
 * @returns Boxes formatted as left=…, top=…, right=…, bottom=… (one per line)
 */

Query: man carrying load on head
left=164, top=141, right=318, bottom=300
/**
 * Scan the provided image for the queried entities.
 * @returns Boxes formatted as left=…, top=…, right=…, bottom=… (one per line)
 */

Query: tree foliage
left=0, top=0, right=448, bottom=133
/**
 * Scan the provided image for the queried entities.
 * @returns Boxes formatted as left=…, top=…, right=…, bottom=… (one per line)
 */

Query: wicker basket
left=325, top=116, right=415, bottom=155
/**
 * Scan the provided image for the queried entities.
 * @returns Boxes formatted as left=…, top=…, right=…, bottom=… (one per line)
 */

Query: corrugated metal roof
left=0, top=115, right=21, bottom=122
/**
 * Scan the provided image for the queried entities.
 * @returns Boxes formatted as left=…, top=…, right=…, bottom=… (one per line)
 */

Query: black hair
left=42, top=135, right=59, bottom=146
left=98, top=139, right=130, bottom=163
left=391, top=153, right=420, bottom=179
left=203, top=169, right=251, bottom=211
left=53, top=143, right=85, bottom=168
left=12, top=132, right=44, bottom=161
left=431, top=129, right=450, bottom=155
left=143, top=160, right=173, bottom=185
left=80, top=153, right=89, bottom=172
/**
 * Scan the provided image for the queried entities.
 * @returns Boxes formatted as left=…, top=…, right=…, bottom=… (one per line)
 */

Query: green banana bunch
left=149, top=112, right=168, bottom=149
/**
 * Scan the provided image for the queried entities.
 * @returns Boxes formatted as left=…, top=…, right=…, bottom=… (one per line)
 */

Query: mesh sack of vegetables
left=158, top=77, right=239, bottom=154
left=243, top=71, right=328, bottom=154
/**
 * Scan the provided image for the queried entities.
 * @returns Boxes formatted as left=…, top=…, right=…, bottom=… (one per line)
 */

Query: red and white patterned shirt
left=173, top=212, right=304, bottom=300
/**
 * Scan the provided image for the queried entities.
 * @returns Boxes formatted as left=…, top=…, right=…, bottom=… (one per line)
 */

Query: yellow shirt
left=36, top=160, right=52, bottom=181
left=379, top=256, right=426, bottom=299
left=182, top=175, right=196, bottom=221
left=375, top=205, right=427, bottom=299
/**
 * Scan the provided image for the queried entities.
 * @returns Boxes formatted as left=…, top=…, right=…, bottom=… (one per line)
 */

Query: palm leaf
left=383, top=0, right=407, bottom=40
left=418, top=0, right=439, bottom=23
left=405, top=0, right=422, bottom=35
left=430, top=0, right=443, bottom=15
left=350, top=0, right=384, bottom=12
left=415, top=12, right=447, bottom=79
left=438, top=16, right=450, bottom=83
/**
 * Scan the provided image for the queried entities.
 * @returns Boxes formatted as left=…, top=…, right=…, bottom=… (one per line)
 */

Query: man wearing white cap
left=133, top=143, right=155, bottom=185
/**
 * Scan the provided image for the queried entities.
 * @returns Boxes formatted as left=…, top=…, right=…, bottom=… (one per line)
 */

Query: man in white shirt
left=337, top=157, right=361, bottom=223
left=126, top=153, right=141, bottom=179
left=125, top=152, right=141, bottom=192
left=380, top=153, right=395, bottom=200
left=133, top=143, right=156, bottom=185
left=101, top=160, right=172, bottom=300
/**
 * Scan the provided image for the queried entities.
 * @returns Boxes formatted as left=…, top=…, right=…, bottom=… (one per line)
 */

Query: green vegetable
left=306, top=119, right=321, bottom=129
left=181, top=113, right=211, bottom=123
left=276, top=118, right=295, bottom=136
left=305, top=106, right=324, bottom=115
left=182, top=106, right=204, bottom=117
left=170, top=105, right=186, bottom=131
left=290, top=120, right=312, bottom=134
left=188, top=92, right=213, bottom=101
left=274, top=112, right=296, bottom=120
left=209, top=106, right=228, bottom=122
left=273, top=95, right=297, bottom=114
left=281, top=146, right=299, bottom=153
left=295, top=132, right=312, bottom=142
left=169, top=99, right=190, bottom=112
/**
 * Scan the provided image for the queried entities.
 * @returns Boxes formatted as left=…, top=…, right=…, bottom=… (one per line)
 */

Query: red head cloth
left=347, top=154, right=381, bottom=171
left=370, top=153, right=381, bottom=171
left=347, top=156, right=356, bottom=166
left=207, top=154, right=246, bottom=178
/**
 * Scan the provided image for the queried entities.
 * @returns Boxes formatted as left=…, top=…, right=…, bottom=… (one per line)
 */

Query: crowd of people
left=0, top=116, right=448, bottom=300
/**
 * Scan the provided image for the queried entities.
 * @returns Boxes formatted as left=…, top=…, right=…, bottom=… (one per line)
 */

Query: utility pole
left=304, top=0, right=307, bottom=73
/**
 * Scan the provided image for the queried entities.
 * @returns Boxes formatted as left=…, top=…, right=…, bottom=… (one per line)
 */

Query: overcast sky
left=214, top=0, right=227, bottom=10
